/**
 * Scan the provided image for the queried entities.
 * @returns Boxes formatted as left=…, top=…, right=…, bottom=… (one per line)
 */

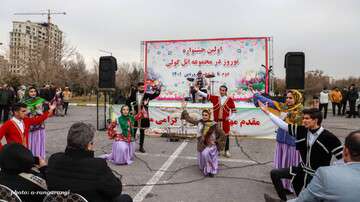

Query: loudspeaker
left=99, top=56, right=117, bottom=89
left=284, top=52, right=305, bottom=89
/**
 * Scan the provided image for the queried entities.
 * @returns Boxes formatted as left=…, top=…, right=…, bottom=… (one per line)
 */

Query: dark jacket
left=348, top=88, right=359, bottom=102
left=46, top=148, right=122, bottom=202
left=341, top=89, right=348, bottom=103
left=126, top=89, right=160, bottom=128
left=0, top=143, right=47, bottom=202
left=39, top=88, right=52, bottom=102
left=0, top=88, right=15, bottom=106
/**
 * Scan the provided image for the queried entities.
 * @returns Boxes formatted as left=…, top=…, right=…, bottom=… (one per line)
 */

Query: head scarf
left=200, top=109, right=214, bottom=136
left=275, top=89, right=304, bottom=125
left=117, top=105, right=136, bottom=137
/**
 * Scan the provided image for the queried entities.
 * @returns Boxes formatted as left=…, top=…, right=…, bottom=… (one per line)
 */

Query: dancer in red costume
left=194, top=85, right=236, bottom=158
left=0, top=102, right=56, bottom=150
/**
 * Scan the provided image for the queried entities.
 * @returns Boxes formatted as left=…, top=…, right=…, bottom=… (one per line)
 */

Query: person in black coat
left=340, top=87, right=349, bottom=115
left=347, top=84, right=359, bottom=118
left=39, top=85, right=52, bottom=102
left=46, top=122, right=132, bottom=202
left=126, top=82, right=161, bottom=153
left=0, top=143, right=48, bottom=202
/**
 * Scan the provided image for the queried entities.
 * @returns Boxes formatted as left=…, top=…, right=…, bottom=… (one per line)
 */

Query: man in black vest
left=259, top=105, right=343, bottom=201
left=126, top=82, right=161, bottom=153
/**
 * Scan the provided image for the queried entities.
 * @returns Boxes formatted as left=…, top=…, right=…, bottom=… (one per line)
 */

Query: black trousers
left=341, top=101, right=347, bottom=115
left=319, top=103, right=328, bottom=119
left=112, top=194, right=133, bottom=202
left=331, top=102, right=341, bottom=116
left=0, top=104, right=10, bottom=122
left=270, top=168, right=296, bottom=201
left=63, top=102, right=69, bottom=115
left=134, top=128, right=145, bottom=148
left=225, top=136, right=230, bottom=151
left=349, top=100, right=357, bottom=117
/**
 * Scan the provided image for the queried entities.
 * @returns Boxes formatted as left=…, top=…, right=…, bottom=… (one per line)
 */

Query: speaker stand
left=96, top=88, right=115, bottom=131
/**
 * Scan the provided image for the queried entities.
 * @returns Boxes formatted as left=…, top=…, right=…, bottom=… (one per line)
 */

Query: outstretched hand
left=49, top=102, right=56, bottom=112
left=258, top=100, right=270, bottom=115
left=143, top=98, right=149, bottom=106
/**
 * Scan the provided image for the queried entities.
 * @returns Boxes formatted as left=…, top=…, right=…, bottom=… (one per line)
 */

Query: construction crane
left=14, top=9, right=66, bottom=73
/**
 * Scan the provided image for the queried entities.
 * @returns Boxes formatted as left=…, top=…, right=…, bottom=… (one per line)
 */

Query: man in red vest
left=0, top=102, right=56, bottom=150
left=194, top=85, right=236, bottom=157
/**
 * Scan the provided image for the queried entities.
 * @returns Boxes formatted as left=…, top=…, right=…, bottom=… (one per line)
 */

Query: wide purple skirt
left=198, top=145, right=219, bottom=176
left=28, top=128, right=46, bottom=159
left=274, top=142, right=302, bottom=192
left=101, top=141, right=135, bottom=165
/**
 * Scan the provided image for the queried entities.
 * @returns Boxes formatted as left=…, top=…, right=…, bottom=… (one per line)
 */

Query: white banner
left=147, top=102, right=276, bottom=136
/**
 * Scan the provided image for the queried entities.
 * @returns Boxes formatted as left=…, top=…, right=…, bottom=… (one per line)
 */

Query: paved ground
left=43, top=106, right=357, bottom=202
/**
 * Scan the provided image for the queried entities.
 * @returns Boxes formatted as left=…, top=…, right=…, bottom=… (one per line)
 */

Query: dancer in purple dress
left=102, top=105, right=143, bottom=165
left=181, top=101, right=226, bottom=177
left=250, top=86, right=303, bottom=192
left=23, top=87, right=49, bottom=159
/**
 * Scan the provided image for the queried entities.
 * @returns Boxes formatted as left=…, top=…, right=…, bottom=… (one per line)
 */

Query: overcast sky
left=1, top=0, right=360, bottom=79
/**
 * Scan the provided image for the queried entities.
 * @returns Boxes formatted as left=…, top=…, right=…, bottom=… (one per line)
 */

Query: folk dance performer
left=194, top=85, right=236, bottom=158
left=126, top=82, right=161, bottom=153
left=258, top=102, right=343, bottom=201
left=251, top=87, right=303, bottom=192
left=102, top=105, right=144, bottom=165
left=180, top=101, right=226, bottom=177
left=23, top=86, right=53, bottom=159
left=0, top=102, right=55, bottom=150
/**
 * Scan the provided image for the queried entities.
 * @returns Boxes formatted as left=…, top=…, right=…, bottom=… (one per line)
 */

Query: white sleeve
left=197, top=90, right=208, bottom=98
left=269, top=113, right=289, bottom=132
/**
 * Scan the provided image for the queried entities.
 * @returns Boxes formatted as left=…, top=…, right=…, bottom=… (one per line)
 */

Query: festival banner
left=110, top=103, right=277, bottom=137
left=145, top=37, right=269, bottom=101
left=147, top=104, right=276, bottom=137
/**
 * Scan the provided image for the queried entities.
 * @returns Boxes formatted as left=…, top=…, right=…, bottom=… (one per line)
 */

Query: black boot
left=139, top=146, right=146, bottom=153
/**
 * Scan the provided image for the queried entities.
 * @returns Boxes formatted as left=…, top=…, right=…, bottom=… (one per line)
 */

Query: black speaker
left=99, top=56, right=117, bottom=89
left=284, top=52, right=305, bottom=89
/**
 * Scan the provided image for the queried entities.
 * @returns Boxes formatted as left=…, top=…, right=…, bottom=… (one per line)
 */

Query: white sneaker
left=225, top=151, right=231, bottom=158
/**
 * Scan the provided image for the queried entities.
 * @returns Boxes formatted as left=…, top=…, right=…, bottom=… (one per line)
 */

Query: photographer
left=0, top=143, right=47, bottom=202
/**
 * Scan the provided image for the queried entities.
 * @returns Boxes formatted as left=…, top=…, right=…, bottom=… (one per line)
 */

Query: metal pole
left=96, top=89, right=99, bottom=130
left=104, top=91, right=107, bottom=130
left=108, top=91, right=112, bottom=123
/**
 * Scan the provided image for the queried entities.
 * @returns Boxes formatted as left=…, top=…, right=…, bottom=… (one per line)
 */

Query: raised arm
left=253, top=93, right=277, bottom=108
left=27, top=102, right=56, bottom=126
left=258, top=101, right=289, bottom=132
left=146, top=88, right=161, bottom=100
left=193, top=86, right=208, bottom=98
left=180, top=101, right=199, bottom=125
